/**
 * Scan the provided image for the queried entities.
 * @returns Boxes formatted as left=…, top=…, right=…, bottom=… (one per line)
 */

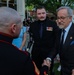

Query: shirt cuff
left=46, top=57, right=52, bottom=62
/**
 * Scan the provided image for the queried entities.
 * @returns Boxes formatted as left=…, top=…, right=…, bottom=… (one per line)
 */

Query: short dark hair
left=36, top=6, right=46, bottom=11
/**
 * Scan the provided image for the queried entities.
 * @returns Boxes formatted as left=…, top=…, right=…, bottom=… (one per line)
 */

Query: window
left=0, top=0, right=17, bottom=10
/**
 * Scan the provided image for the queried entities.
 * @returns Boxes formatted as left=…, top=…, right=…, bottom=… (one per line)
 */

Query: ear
left=68, top=16, right=72, bottom=22
left=10, top=24, right=17, bottom=33
left=69, top=16, right=72, bottom=19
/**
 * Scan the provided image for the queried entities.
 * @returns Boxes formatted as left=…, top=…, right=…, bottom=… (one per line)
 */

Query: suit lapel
left=63, top=23, right=74, bottom=50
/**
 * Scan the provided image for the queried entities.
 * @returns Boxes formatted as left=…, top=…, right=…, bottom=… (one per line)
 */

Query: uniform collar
left=0, top=32, right=13, bottom=43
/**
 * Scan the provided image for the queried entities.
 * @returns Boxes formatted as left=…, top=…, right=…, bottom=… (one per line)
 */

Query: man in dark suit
left=29, top=6, right=59, bottom=75
left=0, top=7, right=36, bottom=75
left=43, top=6, right=74, bottom=75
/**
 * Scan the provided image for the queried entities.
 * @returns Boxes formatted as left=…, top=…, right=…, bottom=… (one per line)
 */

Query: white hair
left=56, top=6, right=73, bottom=17
left=0, top=7, right=21, bottom=27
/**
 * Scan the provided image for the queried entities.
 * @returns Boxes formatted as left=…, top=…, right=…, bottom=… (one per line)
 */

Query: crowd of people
left=0, top=5, right=74, bottom=75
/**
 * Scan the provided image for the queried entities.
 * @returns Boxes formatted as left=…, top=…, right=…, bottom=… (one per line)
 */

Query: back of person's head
left=0, top=7, right=22, bottom=38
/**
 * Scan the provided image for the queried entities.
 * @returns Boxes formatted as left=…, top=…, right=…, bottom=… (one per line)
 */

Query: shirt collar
left=65, top=22, right=72, bottom=33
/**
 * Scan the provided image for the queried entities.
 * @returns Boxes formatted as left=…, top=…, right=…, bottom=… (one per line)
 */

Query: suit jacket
left=29, top=18, right=59, bottom=60
left=47, top=23, right=74, bottom=75
left=58, top=23, right=74, bottom=75
left=0, top=32, right=35, bottom=75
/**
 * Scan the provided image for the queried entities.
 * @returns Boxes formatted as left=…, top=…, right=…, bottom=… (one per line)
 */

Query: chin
left=58, top=25, right=64, bottom=29
left=40, top=19, right=45, bottom=21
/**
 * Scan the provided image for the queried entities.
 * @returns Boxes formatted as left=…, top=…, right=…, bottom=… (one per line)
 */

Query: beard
left=57, top=22, right=64, bottom=29
left=58, top=25, right=64, bottom=29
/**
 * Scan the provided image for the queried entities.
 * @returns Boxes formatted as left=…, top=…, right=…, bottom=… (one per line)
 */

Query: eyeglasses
left=57, top=16, right=69, bottom=20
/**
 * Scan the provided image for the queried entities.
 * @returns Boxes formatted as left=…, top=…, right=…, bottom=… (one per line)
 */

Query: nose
left=57, top=19, right=61, bottom=23
left=40, top=14, right=43, bottom=17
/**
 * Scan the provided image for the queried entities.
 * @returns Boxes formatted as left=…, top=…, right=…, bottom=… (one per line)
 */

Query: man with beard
left=29, top=6, right=59, bottom=75
left=43, top=6, right=74, bottom=75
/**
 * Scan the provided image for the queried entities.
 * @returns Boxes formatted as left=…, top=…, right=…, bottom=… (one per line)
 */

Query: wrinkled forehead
left=57, top=9, right=68, bottom=16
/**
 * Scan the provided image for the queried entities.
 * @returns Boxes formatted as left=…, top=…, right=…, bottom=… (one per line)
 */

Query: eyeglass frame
left=57, top=16, right=70, bottom=20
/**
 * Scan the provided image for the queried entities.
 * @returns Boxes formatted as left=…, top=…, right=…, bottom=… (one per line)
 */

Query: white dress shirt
left=63, top=22, right=72, bottom=43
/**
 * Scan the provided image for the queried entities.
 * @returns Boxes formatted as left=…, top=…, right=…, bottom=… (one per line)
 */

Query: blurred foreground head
left=0, top=7, right=22, bottom=38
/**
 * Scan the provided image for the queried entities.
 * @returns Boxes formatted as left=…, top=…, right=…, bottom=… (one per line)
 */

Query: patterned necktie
left=40, top=23, right=43, bottom=38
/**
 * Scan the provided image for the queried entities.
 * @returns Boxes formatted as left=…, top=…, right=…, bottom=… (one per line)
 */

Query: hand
left=42, top=59, right=51, bottom=69
left=19, top=48, right=22, bottom=50
left=72, top=69, right=74, bottom=75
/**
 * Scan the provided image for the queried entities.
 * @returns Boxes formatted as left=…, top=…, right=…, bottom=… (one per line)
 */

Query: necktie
left=60, top=29, right=65, bottom=49
left=40, top=23, right=43, bottom=38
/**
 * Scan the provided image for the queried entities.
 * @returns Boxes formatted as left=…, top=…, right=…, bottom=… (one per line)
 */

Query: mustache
left=58, top=22, right=64, bottom=25
left=40, top=17, right=45, bottom=19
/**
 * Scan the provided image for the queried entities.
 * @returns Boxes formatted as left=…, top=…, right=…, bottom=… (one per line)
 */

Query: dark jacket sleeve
left=47, top=21, right=60, bottom=59
left=23, top=52, right=36, bottom=75
left=40, top=66, right=48, bottom=75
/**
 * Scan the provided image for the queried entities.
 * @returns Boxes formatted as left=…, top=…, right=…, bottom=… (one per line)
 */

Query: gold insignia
left=70, top=37, right=72, bottom=39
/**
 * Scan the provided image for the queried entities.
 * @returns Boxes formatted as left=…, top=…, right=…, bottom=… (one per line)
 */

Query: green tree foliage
left=26, top=0, right=74, bottom=14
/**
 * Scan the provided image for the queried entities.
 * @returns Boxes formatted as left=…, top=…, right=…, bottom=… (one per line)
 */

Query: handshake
left=33, top=58, right=51, bottom=75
